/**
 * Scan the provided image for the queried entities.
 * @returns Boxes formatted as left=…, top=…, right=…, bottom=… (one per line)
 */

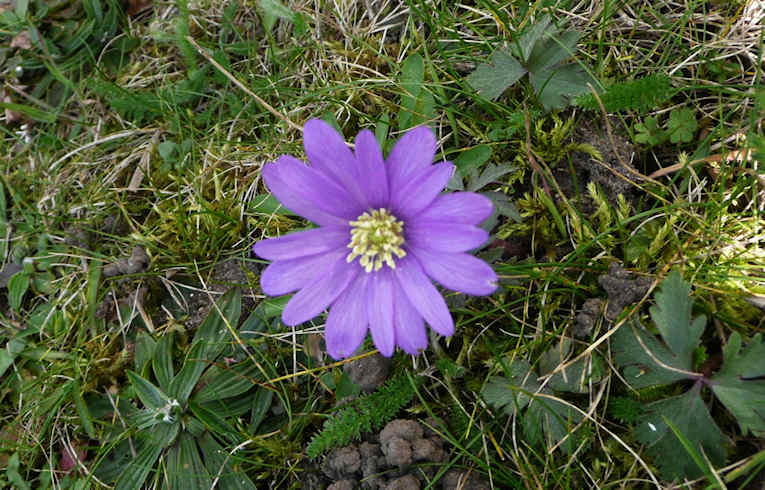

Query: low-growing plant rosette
left=253, top=119, right=498, bottom=359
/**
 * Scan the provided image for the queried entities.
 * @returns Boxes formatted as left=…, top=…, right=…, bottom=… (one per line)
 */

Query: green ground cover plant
left=0, top=0, right=763, bottom=488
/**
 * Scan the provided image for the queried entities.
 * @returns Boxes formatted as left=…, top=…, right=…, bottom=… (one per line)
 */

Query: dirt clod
left=0, top=263, right=23, bottom=288
left=380, top=419, right=424, bottom=444
left=574, top=297, right=604, bottom=338
left=318, top=418, right=451, bottom=489
left=103, top=246, right=150, bottom=278
left=328, top=480, right=357, bottom=490
left=441, top=469, right=490, bottom=490
left=385, top=474, right=420, bottom=490
left=344, top=352, right=392, bottom=393
left=323, top=445, right=362, bottom=480
left=598, top=263, right=652, bottom=320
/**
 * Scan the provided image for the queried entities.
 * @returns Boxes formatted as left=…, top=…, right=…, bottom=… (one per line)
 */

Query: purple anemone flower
left=252, top=119, right=498, bottom=359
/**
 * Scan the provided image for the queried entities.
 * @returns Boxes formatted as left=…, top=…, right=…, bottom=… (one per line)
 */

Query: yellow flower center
left=346, top=208, right=406, bottom=273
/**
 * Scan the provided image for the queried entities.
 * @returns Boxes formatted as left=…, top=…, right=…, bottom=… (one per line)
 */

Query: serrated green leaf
left=612, top=320, right=695, bottom=390
left=454, top=145, right=492, bottom=177
left=467, top=49, right=526, bottom=101
left=8, top=271, right=29, bottom=311
left=114, top=442, right=163, bottom=490
left=525, top=29, right=580, bottom=74
left=152, top=331, right=174, bottom=391
left=667, top=108, right=697, bottom=143
left=613, top=271, right=705, bottom=390
left=710, top=332, right=765, bottom=437
left=517, top=16, right=552, bottom=61
left=466, top=163, right=515, bottom=192
left=530, top=63, right=594, bottom=111
left=650, top=270, right=705, bottom=366
left=482, top=359, right=540, bottom=416
left=539, top=339, right=604, bottom=393
left=127, top=370, right=169, bottom=410
left=193, top=361, right=260, bottom=403
left=634, top=387, right=726, bottom=480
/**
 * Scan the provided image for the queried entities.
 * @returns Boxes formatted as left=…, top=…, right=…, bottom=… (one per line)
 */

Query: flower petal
left=367, top=269, right=395, bottom=357
left=414, top=192, right=493, bottom=224
left=263, top=155, right=363, bottom=226
left=325, top=273, right=370, bottom=360
left=391, top=162, right=455, bottom=220
left=411, top=249, right=498, bottom=296
left=393, top=255, right=454, bottom=337
left=354, top=129, right=389, bottom=209
left=406, top=222, right=489, bottom=253
left=282, top=257, right=359, bottom=326
left=260, top=249, right=346, bottom=296
left=387, top=126, right=437, bottom=192
left=303, top=119, right=358, bottom=184
left=393, top=282, right=427, bottom=355
left=253, top=226, right=349, bottom=261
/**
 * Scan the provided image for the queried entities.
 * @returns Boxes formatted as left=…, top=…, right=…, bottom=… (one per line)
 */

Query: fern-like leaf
left=305, top=372, right=420, bottom=458
left=575, top=74, right=675, bottom=112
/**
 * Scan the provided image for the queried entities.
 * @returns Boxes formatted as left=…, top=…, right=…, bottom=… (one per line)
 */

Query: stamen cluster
left=346, top=208, right=406, bottom=272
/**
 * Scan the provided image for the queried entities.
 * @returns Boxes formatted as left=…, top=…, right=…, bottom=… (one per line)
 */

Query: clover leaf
left=634, top=387, right=726, bottom=480
left=709, top=332, right=765, bottom=437
left=467, top=16, right=595, bottom=110
left=634, top=116, right=667, bottom=146
left=666, top=108, right=698, bottom=143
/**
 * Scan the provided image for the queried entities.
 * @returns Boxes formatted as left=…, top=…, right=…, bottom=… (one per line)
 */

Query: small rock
left=344, top=353, right=391, bottom=393
left=385, top=474, right=420, bottom=490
